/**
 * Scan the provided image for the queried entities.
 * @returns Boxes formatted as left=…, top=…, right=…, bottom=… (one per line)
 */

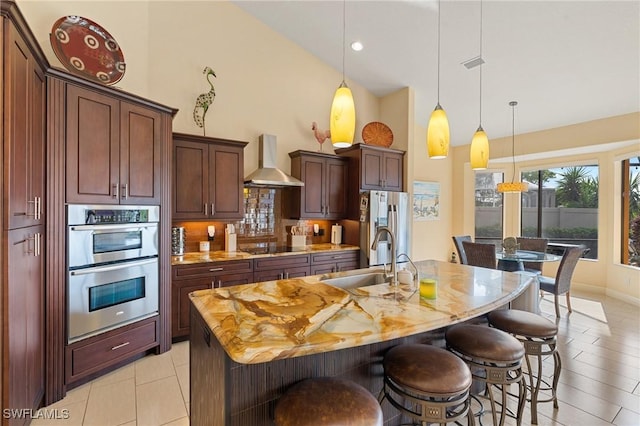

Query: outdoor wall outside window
left=521, top=165, right=599, bottom=259
left=622, top=157, right=640, bottom=267
left=475, top=172, right=504, bottom=246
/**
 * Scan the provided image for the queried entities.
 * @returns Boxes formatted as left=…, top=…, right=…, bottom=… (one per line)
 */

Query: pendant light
left=426, top=0, right=449, bottom=159
left=330, top=0, right=356, bottom=148
left=470, top=0, right=489, bottom=170
left=497, top=101, right=529, bottom=193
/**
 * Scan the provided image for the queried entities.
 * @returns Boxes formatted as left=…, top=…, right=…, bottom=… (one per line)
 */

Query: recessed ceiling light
left=351, top=41, right=363, bottom=51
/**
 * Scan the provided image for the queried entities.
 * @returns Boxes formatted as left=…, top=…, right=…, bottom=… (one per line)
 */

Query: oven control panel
left=67, top=205, right=160, bottom=225
left=85, top=209, right=149, bottom=224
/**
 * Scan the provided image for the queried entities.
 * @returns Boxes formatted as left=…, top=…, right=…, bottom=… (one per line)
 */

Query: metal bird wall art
left=193, top=66, right=216, bottom=135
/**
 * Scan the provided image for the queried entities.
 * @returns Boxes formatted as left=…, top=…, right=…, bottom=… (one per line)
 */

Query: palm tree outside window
left=521, top=165, right=599, bottom=259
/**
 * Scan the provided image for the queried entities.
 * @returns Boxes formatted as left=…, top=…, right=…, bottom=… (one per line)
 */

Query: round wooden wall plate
left=362, top=122, right=393, bottom=147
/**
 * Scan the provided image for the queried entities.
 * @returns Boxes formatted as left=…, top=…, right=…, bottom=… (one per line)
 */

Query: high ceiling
left=232, top=0, right=639, bottom=147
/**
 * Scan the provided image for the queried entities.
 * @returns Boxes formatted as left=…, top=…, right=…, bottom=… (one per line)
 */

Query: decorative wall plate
left=362, top=121, right=393, bottom=147
left=50, top=15, right=125, bottom=85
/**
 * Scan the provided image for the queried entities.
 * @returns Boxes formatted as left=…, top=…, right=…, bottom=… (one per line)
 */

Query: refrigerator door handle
left=389, top=205, right=398, bottom=246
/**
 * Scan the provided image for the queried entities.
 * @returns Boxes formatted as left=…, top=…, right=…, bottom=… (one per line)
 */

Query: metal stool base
left=447, top=348, right=526, bottom=426
left=379, top=375, right=475, bottom=425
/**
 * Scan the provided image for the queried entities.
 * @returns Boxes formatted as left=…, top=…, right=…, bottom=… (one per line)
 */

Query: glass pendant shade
left=497, top=182, right=529, bottom=193
left=427, top=104, right=450, bottom=159
left=330, top=82, right=356, bottom=148
left=470, top=127, right=489, bottom=170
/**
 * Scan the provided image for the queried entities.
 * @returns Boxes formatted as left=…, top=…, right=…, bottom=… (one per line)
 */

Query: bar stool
left=445, top=324, right=526, bottom=426
left=379, top=344, right=474, bottom=425
left=274, top=377, right=383, bottom=426
left=487, top=309, right=561, bottom=424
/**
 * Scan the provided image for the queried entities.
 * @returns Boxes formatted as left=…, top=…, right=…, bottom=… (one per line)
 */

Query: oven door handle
left=69, top=258, right=158, bottom=275
left=70, top=223, right=157, bottom=232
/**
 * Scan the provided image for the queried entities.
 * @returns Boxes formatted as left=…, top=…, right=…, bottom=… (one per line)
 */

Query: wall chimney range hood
left=244, top=134, right=304, bottom=187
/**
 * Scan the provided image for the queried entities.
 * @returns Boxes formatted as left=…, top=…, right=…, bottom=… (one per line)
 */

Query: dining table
left=495, top=249, right=562, bottom=313
left=496, top=249, right=562, bottom=272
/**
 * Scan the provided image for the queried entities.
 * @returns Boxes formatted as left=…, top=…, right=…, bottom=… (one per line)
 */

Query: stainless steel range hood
left=244, top=134, right=304, bottom=187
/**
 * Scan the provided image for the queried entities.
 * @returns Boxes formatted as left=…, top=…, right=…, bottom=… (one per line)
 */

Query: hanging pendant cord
left=342, top=0, right=346, bottom=83
left=511, top=104, right=516, bottom=183
left=437, top=0, right=441, bottom=103
left=478, top=0, right=483, bottom=125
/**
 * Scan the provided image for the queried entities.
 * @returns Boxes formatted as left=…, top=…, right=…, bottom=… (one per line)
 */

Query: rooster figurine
left=193, top=67, right=216, bottom=135
left=311, top=122, right=331, bottom=152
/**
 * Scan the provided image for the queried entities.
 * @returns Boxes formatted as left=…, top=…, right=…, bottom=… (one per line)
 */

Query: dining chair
left=452, top=235, right=472, bottom=265
left=539, top=245, right=585, bottom=317
left=516, top=237, right=549, bottom=274
left=462, top=241, right=497, bottom=269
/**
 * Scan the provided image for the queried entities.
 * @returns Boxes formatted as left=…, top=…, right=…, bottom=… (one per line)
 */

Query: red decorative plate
left=50, top=15, right=126, bottom=85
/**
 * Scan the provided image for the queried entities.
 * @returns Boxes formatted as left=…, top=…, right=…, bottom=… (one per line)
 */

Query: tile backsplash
left=173, top=188, right=336, bottom=253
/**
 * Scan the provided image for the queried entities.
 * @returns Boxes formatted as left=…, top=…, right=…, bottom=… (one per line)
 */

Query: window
left=521, top=165, right=598, bottom=259
left=622, top=157, right=640, bottom=267
left=475, top=172, right=503, bottom=245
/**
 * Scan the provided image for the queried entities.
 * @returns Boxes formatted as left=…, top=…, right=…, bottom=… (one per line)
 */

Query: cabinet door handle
left=285, top=272, right=290, bottom=279
left=278, top=273, right=284, bottom=280
left=121, top=184, right=129, bottom=199
left=111, top=342, right=130, bottom=351
left=209, top=267, right=223, bottom=272
left=112, top=184, right=119, bottom=199
left=211, top=203, right=215, bottom=216
left=35, top=197, right=41, bottom=220
left=211, top=280, right=215, bottom=289
left=204, top=203, right=208, bottom=216
left=35, top=233, right=41, bottom=257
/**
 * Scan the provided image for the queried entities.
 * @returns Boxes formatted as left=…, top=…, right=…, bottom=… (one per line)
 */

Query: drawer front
left=253, top=254, right=310, bottom=271
left=336, top=259, right=359, bottom=272
left=173, top=260, right=253, bottom=279
left=253, top=266, right=310, bottom=282
left=311, top=250, right=358, bottom=265
left=67, top=318, right=158, bottom=382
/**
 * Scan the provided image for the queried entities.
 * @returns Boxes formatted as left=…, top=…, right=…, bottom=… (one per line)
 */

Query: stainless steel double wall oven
left=67, top=205, right=159, bottom=343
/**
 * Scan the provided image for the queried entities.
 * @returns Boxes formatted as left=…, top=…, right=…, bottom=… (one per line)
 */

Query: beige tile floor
left=32, top=289, right=639, bottom=425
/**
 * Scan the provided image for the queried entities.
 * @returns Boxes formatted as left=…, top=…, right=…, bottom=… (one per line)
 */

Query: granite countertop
left=172, top=243, right=359, bottom=265
left=189, top=259, right=533, bottom=364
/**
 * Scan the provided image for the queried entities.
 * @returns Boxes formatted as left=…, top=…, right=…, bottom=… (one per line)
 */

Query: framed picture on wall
left=413, top=181, right=440, bottom=221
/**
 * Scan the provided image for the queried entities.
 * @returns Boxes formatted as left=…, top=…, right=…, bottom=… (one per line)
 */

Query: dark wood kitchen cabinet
left=336, top=143, right=405, bottom=218
left=65, top=316, right=159, bottom=385
left=3, top=15, right=45, bottom=230
left=173, top=133, right=247, bottom=221
left=310, top=250, right=359, bottom=275
left=336, top=143, right=404, bottom=192
left=287, top=150, right=348, bottom=219
left=2, top=1, right=48, bottom=421
left=253, top=254, right=311, bottom=282
left=172, top=260, right=254, bottom=339
left=5, top=227, right=45, bottom=425
left=47, top=68, right=176, bottom=402
left=66, top=84, right=163, bottom=205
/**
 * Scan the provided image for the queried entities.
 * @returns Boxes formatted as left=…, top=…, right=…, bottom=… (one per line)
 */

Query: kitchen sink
left=321, top=272, right=389, bottom=289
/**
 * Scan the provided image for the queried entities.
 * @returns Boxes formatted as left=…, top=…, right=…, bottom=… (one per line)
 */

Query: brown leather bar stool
left=446, top=324, right=526, bottom=426
left=379, top=344, right=474, bottom=425
left=487, top=309, right=561, bottom=425
left=274, top=377, right=383, bottom=426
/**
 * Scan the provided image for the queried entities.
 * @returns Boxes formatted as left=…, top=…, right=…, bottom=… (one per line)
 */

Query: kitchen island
left=189, top=259, right=533, bottom=425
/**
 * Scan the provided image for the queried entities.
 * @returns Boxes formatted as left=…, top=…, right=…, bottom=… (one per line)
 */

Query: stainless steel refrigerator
left=358, top=190, right=411, bottom=267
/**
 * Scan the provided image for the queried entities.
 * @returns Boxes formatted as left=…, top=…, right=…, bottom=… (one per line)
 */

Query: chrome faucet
left=372, top=226, right=397, bottom=286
